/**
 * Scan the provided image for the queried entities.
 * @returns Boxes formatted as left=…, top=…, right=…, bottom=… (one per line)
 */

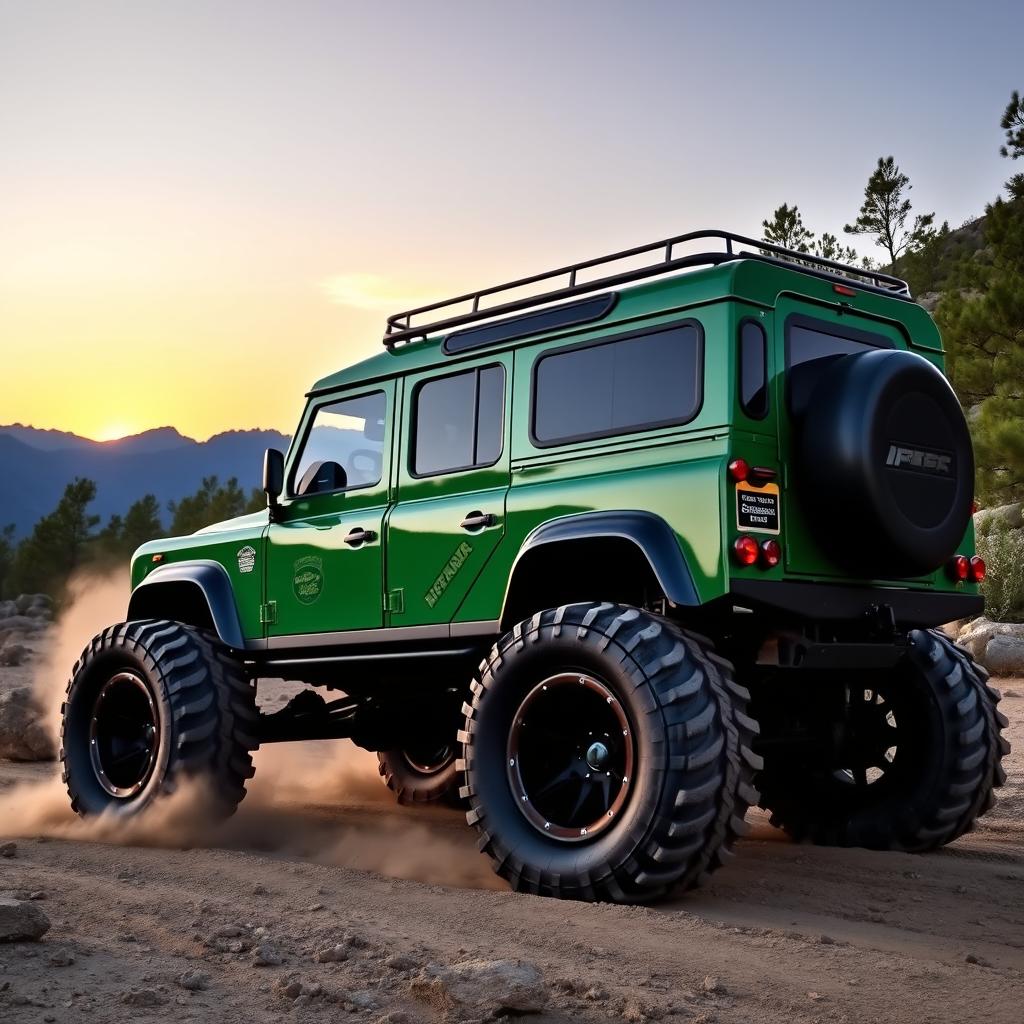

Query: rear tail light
left=728, top=458, right=749, bottom=481
left=759, top=539, right=781, bottom=568
left=969, top=556, right=986, bottom=582
left=733, top=536, right=759, bottom=566
left=948, top=555, right=970, bottom=582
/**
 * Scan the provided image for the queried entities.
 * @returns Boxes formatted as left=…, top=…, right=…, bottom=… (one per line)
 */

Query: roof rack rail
left=382, top=229, right=911, bottom=349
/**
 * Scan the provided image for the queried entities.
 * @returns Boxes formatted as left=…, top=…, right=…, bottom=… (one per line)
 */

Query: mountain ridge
left=0, top=424, right=291, bottom=537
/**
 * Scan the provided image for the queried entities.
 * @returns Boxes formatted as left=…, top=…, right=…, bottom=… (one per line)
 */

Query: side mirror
left=263, top=449, right=284, bottom=518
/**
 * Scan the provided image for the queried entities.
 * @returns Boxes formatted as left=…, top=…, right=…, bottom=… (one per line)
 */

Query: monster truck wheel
left=377, top=741, right=460, bottom=806
left=756, top=630, right=1010, bottom=850
left=459, top=602, right=762, bottom=903
left=61, top=620, right=258, bottom=818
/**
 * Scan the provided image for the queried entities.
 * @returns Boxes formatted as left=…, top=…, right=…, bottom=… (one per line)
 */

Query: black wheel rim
left=832, top=686, right=900, bottom=790
left=507, top=672, right=635, bottom=843
left=89, top=671, right=160, bottom=799
left=401, top=740, right=455, bottom=776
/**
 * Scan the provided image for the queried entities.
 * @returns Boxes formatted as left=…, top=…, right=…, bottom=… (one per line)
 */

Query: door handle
left=460, top=511, right=495, bottom=530
left=343, top=527, right=377, bottom=547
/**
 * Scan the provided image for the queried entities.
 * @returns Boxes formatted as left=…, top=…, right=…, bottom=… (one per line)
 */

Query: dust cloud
left=5, top=570, right=499, bottom=891
left=31, top=568, right=132, bottom=746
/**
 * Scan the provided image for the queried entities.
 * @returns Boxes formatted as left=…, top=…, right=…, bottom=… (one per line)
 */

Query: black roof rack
left=382, top=229, right=911, bottom=349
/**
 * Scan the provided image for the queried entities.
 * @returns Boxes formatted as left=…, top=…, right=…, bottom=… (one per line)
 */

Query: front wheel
left=61, top=620, right=258, bottom=818
left=755, top=629, right=1010, bottom=850
left=460, top=603, right=762, bottom=903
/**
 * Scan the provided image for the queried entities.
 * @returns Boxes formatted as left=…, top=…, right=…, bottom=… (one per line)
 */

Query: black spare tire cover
left=796, top=349, right=973, bottom=578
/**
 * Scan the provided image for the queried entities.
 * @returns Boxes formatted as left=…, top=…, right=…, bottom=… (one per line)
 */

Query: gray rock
left=975, top=502, right=1024, bottom=533
left=957, top=618, right=1024, bottom=660
left=0, top=601, right=17, bottom=620
left=384, top=953, right=419, bottom=972
left=0, top=615, right=46, bottom=638
left=983, top=634, right=1024, bottom=676
left=410, top=959, right=545, bottom=1017
left=121, top=988, right=169, bottom=1007
left=0, top=842, right=15, bottom=858
left=177, top=969, right=211, bottom=991
left=0, top=687, right=56, bottom=761
left=14, top=594, right=51, bottom=614
left=0, top=898, right=51, bottom=942
left=253, top=943, right=283, bottom=966
left=314, top=942, right=349, bottom=963
left=0, top=643, right=29, bottom=667
left=24, top=606, right=51, bottom=621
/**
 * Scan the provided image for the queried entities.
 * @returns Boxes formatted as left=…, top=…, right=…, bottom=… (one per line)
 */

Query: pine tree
left=938, top=95, right=1024, bottom=505
left=762, top=203, right=814, bottom=252
left=1000, top=90, right=1024, bottom=159
left=168, top=477, right=253, bottom=535
left=0, top=524, right=16, bottom=600
left=10, top=478, right=100, bottom=595
left=845, top=156, right=935, bottom=270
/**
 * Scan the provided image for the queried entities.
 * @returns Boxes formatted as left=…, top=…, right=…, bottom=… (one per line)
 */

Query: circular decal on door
left=293, top=556, right=324, bottom=604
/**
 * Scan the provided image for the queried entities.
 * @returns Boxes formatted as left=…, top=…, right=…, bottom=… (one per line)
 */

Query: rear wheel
left=377, top=739, right=460, bottom=806
left=755, top=630, right=1009, bottom=850
left=61, top=620, right=258, bottom=818
left=460, top=603, right=762, bottom=903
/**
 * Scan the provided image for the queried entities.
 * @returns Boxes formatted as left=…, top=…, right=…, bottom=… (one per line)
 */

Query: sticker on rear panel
left=736, top=482, right=780, bottom=534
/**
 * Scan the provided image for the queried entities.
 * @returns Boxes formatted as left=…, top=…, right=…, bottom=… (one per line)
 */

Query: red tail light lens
left=728, top=458, right=749, bottom=481
left=760, top=539, right=781, bottom=568
left=733, top=536, right=759, bottom=566
left=948, top=555, right=970, bottom=582
left=969, top=556, right=986, bottom=582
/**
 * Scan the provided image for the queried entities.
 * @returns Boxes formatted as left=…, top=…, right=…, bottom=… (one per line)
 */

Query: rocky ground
left=1, top=623, right=1023, bottom=1023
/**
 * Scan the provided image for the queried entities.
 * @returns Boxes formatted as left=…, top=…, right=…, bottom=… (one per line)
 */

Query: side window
left=532, top=322, right=702, bottom=447
left=413, top=365, right=505, bottom=477
left=292, top=390, right=386, bottom=496
left=739, top=320, right=768, bottom=419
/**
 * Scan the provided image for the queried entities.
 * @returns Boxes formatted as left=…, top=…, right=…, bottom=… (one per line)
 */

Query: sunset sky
left=1, top=1, right=1021, bottom=442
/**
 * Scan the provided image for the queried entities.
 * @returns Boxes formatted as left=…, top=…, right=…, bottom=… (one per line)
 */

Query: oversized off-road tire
left=756, top=629, right=1010, bottom=850
left=61, top=620, right=258, bottom=818
left=377, top=744, right=460, bottom=806
left=459, top=602, right=762, bottom=903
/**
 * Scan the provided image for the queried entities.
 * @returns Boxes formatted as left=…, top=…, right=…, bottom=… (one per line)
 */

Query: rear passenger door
left=385, top=354, right=512, bottom=627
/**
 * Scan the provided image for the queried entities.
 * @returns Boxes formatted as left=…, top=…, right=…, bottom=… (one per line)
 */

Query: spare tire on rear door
left=796, top=349, right=973, bottom=579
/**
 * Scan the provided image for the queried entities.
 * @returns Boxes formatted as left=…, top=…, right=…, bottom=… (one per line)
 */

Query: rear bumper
left=730, top=579, right=982, bottom=628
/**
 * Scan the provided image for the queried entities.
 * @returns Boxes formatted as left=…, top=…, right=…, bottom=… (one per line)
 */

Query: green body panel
left=131, top=511, right=268, bottom=640
left=129, top=254, right=978, bottom=644
left=264, top=380, right=395, bottom=635
left=386, top=353, right=513, bottom=627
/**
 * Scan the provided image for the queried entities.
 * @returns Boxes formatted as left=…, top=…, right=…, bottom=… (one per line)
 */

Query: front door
left=386, top=355, right=511, bottom=627
left=266, top=383, right=394, bottom=638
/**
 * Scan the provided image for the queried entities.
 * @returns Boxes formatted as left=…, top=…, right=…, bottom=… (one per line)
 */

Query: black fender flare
left=500, top=510, right=699, bottom=628
left=126, top=560, right=246, bottom=651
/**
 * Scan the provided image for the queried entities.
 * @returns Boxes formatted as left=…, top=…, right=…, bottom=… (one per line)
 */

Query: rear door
left=774, top=298, right=903, bottom=578
left=385, top=354, right=512, bottom=627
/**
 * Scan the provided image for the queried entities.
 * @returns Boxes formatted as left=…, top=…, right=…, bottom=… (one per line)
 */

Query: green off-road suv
left=61, top=230, right=1010, bottom=902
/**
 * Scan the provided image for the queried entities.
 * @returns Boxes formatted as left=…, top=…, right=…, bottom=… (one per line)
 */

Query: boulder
left=0, top=897, right=51, bottom=942
left=14, top=594, right=51, bottom=615
left=0, top=643, right=29, bottom=667
left=0, top=601, right=17, bottom=620
left=984, top=635, right=1024, bottom=676
left=410, top=959, right=545, bottom=1018
left=0, top=687, right=57, bottom=761
left=957, top=618, right=1022, bottom=657
left=975, top=502, right=1024, bottom=533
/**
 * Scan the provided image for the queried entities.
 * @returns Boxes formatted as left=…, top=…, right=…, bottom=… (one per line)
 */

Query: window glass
left=787, top=320, right=891, bottom=417
left=532, top=324, right=702, bottom=446
left=292, top=391, right=386, bottom=496
left=413, top=365, right=505, bottom=476
left=739, top=321, right=768, bottom=419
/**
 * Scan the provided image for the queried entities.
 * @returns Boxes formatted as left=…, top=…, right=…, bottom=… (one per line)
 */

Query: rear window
left=531, top=322, right=703, bottom=447
left=786, top=315, right=892, bottom=417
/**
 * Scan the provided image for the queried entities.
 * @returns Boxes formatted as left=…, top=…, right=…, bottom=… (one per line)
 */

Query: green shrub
left=978, top=521, right=1024, bottom=622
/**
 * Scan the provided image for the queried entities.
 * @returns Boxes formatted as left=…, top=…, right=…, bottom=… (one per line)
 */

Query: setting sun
left=93, top=423, right=137, bottom=442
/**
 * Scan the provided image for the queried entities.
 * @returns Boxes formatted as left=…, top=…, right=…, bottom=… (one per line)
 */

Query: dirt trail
left=1, top=662, right=1022, bottom=1022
